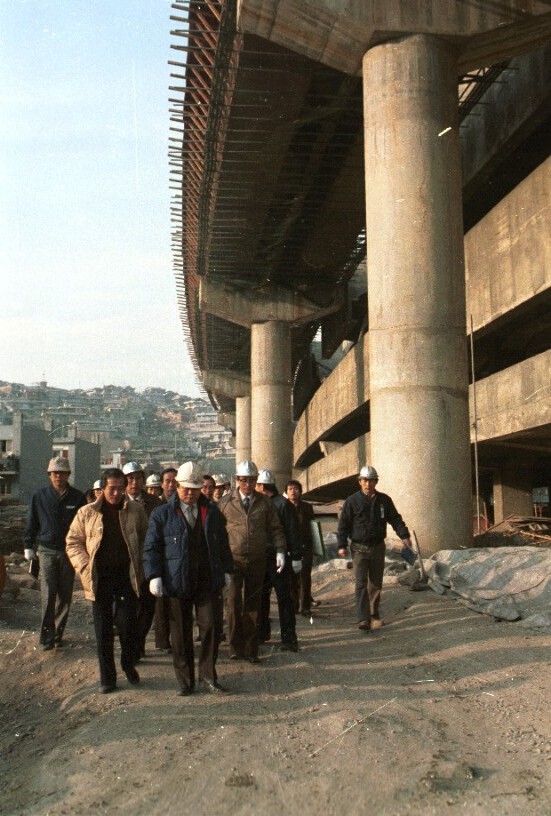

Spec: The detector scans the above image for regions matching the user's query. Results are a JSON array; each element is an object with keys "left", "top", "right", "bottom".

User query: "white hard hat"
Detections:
[
  {"left": 359, "top": 465, "right": 379, "bottom": 480},
  {"left": 175, "top": 461, "right": 203, "bottom": 488},
  {"left": 212, "top": 474, "right": 226, "bottom": 487},
  {"left": 235, "top": 460, "right": 258, "bottom": 478},
  {"left": 256, "top": 468, "right": 276, "bottom": 485},
  {"left": 122, "top": 461, "right": 144, "bottom": 476},
  {"left": 93, "top": 479, "right": 102, "bottom": 490},
  {"left": 48, "top": 456, "right": 71, "bottom": 473},
  {"left": 146, "top": 474, "right": 161, "bottom": 487}
]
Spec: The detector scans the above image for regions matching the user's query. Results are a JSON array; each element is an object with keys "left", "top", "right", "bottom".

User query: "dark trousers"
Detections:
[
  {"left": 352, "top": 543, "right": 386, "bottom": 622},
  {"left": 226, "top": 558, "right": 265, "bottom": 659},
  {"left": 38, "top": 547, "right": 75, "bottom": 646},
  {"left": 290, "top": 548, "right": 313, "bottom": 613},
  {"left": 135, "top": 580, "right": 156, "bottom": 656},
  {"left": 168, "top": 592, "right": 216, "bottom": 691},
  {"left": 153, "top": 596, "right": 171, "bottom": 649},
  {"left": 259, "top": 557, "right": 297, "bottom": 645},
  {"left": 92, "top": 573, "right": 138, "bottom": 686}
]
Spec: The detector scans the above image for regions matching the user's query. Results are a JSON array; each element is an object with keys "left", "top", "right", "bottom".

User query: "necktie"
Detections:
[
  {"left": 243, "top": 497, "right": 250, "bottom": 512},
  {"left": 185, "top": 505, "right": 197, "bottom": 526}
]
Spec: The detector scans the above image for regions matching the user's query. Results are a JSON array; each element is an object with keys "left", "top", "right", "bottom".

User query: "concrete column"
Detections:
[
  {"left": 363, "top": 35, "right": 472, "bottom": 555},
  {"left": 250, "top": 321, "right": 293, "bottom": 490},
  {"left": 493, "top": 461, "right": 534, "bottom": 522},
  {"left": 235, "top": 396, "right": 251, "bottom": 464}
]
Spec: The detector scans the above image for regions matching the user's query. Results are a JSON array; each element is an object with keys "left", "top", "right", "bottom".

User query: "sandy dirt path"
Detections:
[{"left": 1, "top": 564, "right": 550, "bottom": 815}]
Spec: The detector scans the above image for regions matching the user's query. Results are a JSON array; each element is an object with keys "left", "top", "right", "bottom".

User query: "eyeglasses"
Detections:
[{"left": 237, "top": 477, "right": 256, "bottom": 483}]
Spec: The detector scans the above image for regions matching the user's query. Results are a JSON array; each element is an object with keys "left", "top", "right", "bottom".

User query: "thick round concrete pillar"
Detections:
[
  {"left": 363, "top": 35, "right": 472, "bottom": 555},
  {"left": 235, "top": 395, "right": 251, "bottom": 465},
  {"left": 250, "top": 321, "right": 293, "bottom": 490}
]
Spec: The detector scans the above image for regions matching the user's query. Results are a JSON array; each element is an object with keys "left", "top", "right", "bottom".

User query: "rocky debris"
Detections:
[{"left": 473, "top": 515, "right": 551, "bottom": 549}]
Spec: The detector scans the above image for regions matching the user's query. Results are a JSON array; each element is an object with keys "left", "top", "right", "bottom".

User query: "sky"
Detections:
[{"left": 0, "top": 0, "right": 201, "bottom": 397}]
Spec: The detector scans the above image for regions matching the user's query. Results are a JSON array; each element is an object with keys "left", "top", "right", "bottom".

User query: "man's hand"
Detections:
[
  {"left": 291, "top": 560, "right": 302, "bottom": 574},
  {"left": 276, "top": 552, "right": 286, "bottom": 573},
  {"left": 24, "top": 549, "right": 35, "bottom": 562},
  {"left": 402, "top": 538, "right": 413, "bottom": 549},
  {"left": 337, "top": 547, "right": 348, "bottom": 558},
  {"left": 149, "top": 578, "right": 164, "bottom": 597},
  {"left": 223, "top": 573, "right": 232, "bottom": 591}
]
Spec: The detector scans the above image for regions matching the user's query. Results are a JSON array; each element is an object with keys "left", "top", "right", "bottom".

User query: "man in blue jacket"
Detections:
[
  {"left": 143, "top": 461, "right": 233, "bottom": 696},
  {"left": 337, "top": 465, "right": 412, "bottom": 632},
  {"left": 23, "top": 456, "right": 86, "bottom": 649}
]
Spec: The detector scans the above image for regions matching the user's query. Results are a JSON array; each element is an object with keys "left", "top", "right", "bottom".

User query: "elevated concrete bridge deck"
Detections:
[{"left": 171, "top": 0, "right": 551, "bottom": 553}]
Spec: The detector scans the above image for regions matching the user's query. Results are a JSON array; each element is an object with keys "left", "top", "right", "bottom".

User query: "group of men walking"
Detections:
[{"left": 24, "top": 455, "right": 413, "bottom": 696}]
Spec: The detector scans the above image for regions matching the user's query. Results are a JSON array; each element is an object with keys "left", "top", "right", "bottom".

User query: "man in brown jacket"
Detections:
[
  {"left": 218, "top": 460, "right": 285, "bottom": 663},
  {"left": 66, "top": 468, "right": 148, "bottom": 694}
]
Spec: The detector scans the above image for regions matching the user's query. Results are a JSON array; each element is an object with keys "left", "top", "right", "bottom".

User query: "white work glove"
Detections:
[
  {"left": 149, "top": 577, "right": 164, "bottom": 597},
  {"left": 24, "top": 549, "right": 35, "bottom": 561},
  {"left": 276, "top": 552, "right": 286, "bottom": 573},
  {"left": 224, "top": 573, "right": 232, "bottom": 591},
  {"left": 291, "top": 560, "right": 302, "bottom": 574}
]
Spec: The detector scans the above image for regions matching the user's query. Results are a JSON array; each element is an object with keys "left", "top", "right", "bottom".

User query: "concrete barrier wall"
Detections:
[
  {"left": 471, "top": 349, "right": 551, "bottom": 442},
  {"left": 466, "top": 156, "right": 550, "bottom": 329}
]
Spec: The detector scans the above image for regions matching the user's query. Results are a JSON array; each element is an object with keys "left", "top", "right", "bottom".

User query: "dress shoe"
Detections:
[
  {"left": 200, "top": 679, "right": 228, "bottom": 694},
  {"left": 125, "top": 668, "right": 140, "bottom": 686},
  {"left": 370, "top": 618, "right": 384, "bottom": 629},
  {"left": 100, "top": 684, "right": 117, "bottom": 694},
  {"left": 310, "top": 599, "right": 321, "bottom": 607},
  {"left": 54, "top": 640, "right": 64, "bottom": 648},
  {"left": 229, "top": 652, "right": 242, "bottom": 661},
  {"left": 177, "top": 687, "right": 194, "bottom": 696},
  {"left": 42, "top": 642, "right": 55, "bottom": 651},
  {"left": 279, "top": 641, "right": 299, "bottom": 653},
  {"left": 300, "top": 609, "right": 312, "bottom": 617},
  {"left": 358, "top": 620, "right": 371, "bottom": 631},
  {"left": 247, "top": 656, "right": 260, "bottom": 664}
]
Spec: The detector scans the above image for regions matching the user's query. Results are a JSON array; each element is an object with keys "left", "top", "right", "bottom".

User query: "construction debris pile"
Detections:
[{"left": 472, "top": 515, "right": 551, "bottom": 549}]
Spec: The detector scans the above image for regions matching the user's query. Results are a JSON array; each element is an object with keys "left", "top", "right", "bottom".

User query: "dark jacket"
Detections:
[
  {"left": 218, "top": 490, "right": 285, "bottom": 564},
  {"left": 272, "top": 493, "right": 302, "bottom": 560},
  {"left": 24, "top": 484, "right": 86, "bottom": 552},
  {"left": 143, "top": 494, "right": 233, "bottom": 597},
  {"left": 337, "top": 490, "right": 409, "bottom": 549}
]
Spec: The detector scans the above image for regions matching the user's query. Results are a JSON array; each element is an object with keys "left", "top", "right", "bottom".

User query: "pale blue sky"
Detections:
[{"left": 0, "top": 0, "right": 201, "bottom": 396}]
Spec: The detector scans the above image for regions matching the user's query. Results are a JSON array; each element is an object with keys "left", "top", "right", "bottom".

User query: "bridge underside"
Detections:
[{"left": 171, "top": 1, "right": 551, "bottom": 553}]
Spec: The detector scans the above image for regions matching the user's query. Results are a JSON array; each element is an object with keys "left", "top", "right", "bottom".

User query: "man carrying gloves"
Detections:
[{"left": 143, "top": 461, "right": 233, "bottom": 696}]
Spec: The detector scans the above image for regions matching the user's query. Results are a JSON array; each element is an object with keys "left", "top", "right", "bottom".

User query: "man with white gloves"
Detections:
[
  {"left": 256, "top": 469, "right": 302, "bottom": 653},
  {"left": 143, "top": 462, "right": 234, "bottom": 696},
  {"left": 218, "top": 461, "right": 286, "bottom": 664}
]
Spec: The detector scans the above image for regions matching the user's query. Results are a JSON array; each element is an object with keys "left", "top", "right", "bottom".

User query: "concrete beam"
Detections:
[
  {"left": 472, "top": 349, "right": 551, "bottom": 444},
  {"left": 238, "top": 0, "right": 551, "bottom": 76},
  {"left": 458, "top": 12, "right": 551, "bottom": 72},
  {"left": 466, "top": 157, "right": 551, "bottom": 331},
  {"left": 199, "top": 279, "right": 343, "bottom": 328},
  {"left": 201, "top": 369, "right": 251, "bottom": 399}
]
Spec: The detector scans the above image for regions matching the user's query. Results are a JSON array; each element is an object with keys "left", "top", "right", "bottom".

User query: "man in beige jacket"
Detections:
[
  {"left": 218, "top": 460, "right": 285, "bottom": 663},
  {"left": 66, "top": 467, "right": 148, "bottom": 694}
]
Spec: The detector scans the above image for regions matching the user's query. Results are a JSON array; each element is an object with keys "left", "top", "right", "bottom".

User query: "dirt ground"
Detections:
[{"left": 1, "top": 555, "right": 551, "bottom": 816}]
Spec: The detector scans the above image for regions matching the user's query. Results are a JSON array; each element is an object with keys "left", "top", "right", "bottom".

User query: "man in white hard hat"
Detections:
[
  {"left": 23, "top": 457, "right": 86, "bottom": 649},
  {"left": 212, "top": 475, "right": 226, "bottom": 503},
  {"left": 143, "top": 462, "right": 234, "bottom": 695},
  {"left": 256, "top": 469, "right": 302, "bottom": 652},
  {"left": 122, "top": 461, "right": 162, "bottom": 661},
  {"left": 93, "top": 479, "right": 103, "bottom": 500},
  {"left": 337, "top": 466, "right": 412, "bottom": 631},
  {"left": 66, "top": 468, "right": 148, "bottom": 693},
  {"left": 218, "top": 460, "right": 286, "bottom": 663},
  {"left": 145, "top": 473, "right": 163, "bottom": 498}
]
